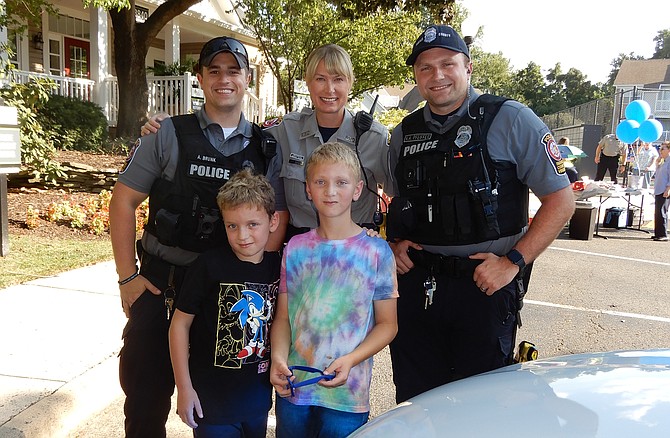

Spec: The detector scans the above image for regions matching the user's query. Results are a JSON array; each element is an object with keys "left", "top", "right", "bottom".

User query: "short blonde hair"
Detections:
[
  {"left": 305, "top": 44, "right": 354, "bottom": 84},
  {"left": 216, "top": 169, "right": 275, "bottom": 217},
  {"left": 306, "top": 142, "right": 362, "bottom": 181}
]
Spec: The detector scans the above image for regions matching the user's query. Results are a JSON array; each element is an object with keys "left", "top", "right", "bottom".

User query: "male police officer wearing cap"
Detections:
[
  {"left": 110, "top": 36, "right": 287, "bottom": 437},
  {"left": 386, "top": 25, "right": 575, "bottom": 403}
]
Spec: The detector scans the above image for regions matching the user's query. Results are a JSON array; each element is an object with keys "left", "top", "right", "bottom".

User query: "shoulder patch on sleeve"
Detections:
[
  {"left": 262, "top": 117, "right": 283, "bottom": 129},
  {"left": 120, "top": 138, "right": 141, "bottom": 174},
  {"left": 542, "top": 133, "right": 566, "bottom": 175}
]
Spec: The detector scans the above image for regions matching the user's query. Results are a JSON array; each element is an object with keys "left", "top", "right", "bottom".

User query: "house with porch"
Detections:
[
  {"left": 0, "top": 0, "right": 280, "bottom": 127},
  {"left": 613, "top": 58, "right": 670, "bottom": 142}
]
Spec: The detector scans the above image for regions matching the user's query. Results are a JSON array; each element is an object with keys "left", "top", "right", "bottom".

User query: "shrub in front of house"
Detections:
[{"left": 37, "top": 95, "right": 109, "bottom": 152}]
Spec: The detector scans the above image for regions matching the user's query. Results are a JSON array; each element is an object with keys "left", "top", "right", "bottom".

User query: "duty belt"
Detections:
[
  {"left": 408, "top": 248, "right": 482, "bottom": 278},
  {"left": 137, "top": 241, "right": 188, "bottom": 320}
]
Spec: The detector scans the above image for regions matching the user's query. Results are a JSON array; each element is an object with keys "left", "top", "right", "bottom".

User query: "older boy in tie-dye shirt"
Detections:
[{"left": 270, "top": 142, "right": 398, "bottom": 438}]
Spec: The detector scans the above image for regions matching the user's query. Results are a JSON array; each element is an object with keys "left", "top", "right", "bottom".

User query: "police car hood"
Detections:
[{"left": 351, "top": 349, "right": 670, "bottom": 437}]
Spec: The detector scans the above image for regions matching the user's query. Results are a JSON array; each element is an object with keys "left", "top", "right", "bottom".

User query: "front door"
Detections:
[{"left": 63, "top": 37, "right": 90, "bottom": 79}]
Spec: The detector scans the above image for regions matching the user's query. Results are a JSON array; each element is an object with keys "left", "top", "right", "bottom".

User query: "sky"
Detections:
[{"left": 459, "top": 0, "right": 670, "bottom": 84}]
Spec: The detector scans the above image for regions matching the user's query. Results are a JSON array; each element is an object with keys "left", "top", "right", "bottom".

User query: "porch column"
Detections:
[
  {"left": 90, "top": 7, "right": 110, "bottom": 120},
  {"left": 0, "top": 0, "right": 7, "bottom": 67},
  {"left": 165, "top": 18, "right": 181, "bottom": 65}
]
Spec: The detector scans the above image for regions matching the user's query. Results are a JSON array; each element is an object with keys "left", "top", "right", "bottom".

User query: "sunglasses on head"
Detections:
[{"left": 202, "top": 37, "right": 247, "bottom": 59}]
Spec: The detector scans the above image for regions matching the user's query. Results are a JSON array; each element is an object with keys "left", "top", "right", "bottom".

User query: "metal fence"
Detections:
[
  {"left": 542, "top": 97, "right": 614, "bottom": 135},
  {"left": 543, "top": 87, "right": 670, "bottom": 142}
]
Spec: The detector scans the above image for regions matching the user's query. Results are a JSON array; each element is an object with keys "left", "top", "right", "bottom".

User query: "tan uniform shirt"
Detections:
[
  {"left": 266, "top": 107, "right": 393, "bottom": 229},
  {"left": 598, "top": 134, "right": 624, "bottom": 157}
]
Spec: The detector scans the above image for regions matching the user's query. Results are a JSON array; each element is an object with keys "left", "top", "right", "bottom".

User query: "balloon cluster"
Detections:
[{"left": 615, "top": 99, "right": 663, "bottom": 144}]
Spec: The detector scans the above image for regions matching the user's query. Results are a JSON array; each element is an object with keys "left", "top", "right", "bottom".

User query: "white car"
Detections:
[{"left": 351, "top": 349, "right": 670, "bottom": 437}]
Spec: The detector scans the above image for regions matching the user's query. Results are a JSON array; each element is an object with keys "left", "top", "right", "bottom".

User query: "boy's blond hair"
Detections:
[
  {"left": 305, "top": 44, "right": 354, "bottom": 85},
  {"left": 216, "top": 169, "right": 275, "bottom": 217},
  {"left": 306, "top": 142, "right": 362, "bottom": 181}
]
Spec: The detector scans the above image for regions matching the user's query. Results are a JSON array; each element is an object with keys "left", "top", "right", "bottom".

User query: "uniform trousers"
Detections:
[
  {"left": 389, "top": 263, "right": 517, "bottom": 403},
  {"left": 119, "top": 255, "right": 187, "bottom": 438},
  {"left": 654, "top": 194, "right": 670, "bottom": 238},
  {"left": 595, "top": 154, "right": 620, "bottom": 184}
]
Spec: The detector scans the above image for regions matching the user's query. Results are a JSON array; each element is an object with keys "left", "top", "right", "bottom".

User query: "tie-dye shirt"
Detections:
[{"left": 280, "top": 229, "right": 398, "bottom": 413}]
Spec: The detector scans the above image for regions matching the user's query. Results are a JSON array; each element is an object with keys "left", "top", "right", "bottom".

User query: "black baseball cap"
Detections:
[
  {"left": 199, "top": 36, "right": 249, "bottom": 69},
  {"left": 406, "top": 25, "right": 470, "bottom": 66}
]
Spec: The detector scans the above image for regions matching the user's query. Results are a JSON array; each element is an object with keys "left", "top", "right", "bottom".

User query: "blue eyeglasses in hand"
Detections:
[{"left": 286, "top": 365, "right": 335, "bottom": 397}]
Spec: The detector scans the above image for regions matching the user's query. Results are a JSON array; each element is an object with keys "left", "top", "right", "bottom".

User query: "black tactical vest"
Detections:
[
  {"left": 387, "top": 95, "right": 528, "bottom": 246},
  {"left": 145, "top": 114, "right": 275, "bottom": 253}
]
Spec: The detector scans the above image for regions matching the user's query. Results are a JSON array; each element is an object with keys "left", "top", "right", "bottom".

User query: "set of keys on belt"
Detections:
[{"left": 424, "top": 275, "right": 436, "bottom": 309}]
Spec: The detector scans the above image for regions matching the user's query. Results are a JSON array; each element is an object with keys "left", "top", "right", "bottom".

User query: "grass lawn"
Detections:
[{"left": 0, "top": 235, "right": 112, "bottom": 289}]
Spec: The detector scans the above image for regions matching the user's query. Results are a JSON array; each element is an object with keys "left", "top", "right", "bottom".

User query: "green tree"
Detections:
[
  {"left": 1, "top": 0, "right": 56, "bottom": 30},
  {"left": 339, "top": 12, "right": 419, "bottom": 98},
  {"left": 510, "top": 62, "right": 550, "bottom": 114},
  {"left": 237, "top": 0, "right": 419, "bottom": 111},
  {"left": 331, "top": 0, "right": 455, "bottom": 22},
  {"left": 469, "top": 48, "right": 514, "bottom": 97},
  {"left": 541, "top": 63, "right": 566, "bottom": 115},
  {"left": 561, "top": 67, "right": 606, "bottom": 107},
  {"left": 86, "top": 0, "right": 202, "bottom": 138},
  {"left": 652, "top": 29, "right": 670, "bottom": 59}
]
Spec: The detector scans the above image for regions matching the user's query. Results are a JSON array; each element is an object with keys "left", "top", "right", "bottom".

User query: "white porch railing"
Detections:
[
  {"left": 104, "top": 74, "right": 262, "bottom": 127},
  {"left": 5, "top": 70, "right": 263, "bottom": 128},
  {"left": 8, "top": 70, "right": 94, "bottom": 101}
]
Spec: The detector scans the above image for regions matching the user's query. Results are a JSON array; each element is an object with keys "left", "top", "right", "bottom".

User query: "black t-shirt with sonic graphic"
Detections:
[{"left": 176, "top": 244, "right": 280, "bottom": 425}]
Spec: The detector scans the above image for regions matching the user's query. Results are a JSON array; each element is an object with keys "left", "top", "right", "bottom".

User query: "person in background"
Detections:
[
  {"left": 630, "top": 141, "right": 659, "bottom": 190},
  {"left": 594, "top": 133, "right": 625, "bottom": 184},
  {"left": 270, "top": 142, "right": 398, "bottom": 437},
  {"left": 652, "top": 141, "right": 670, "bottom": 241},
  {"left": 558, "top": 136, "right": 579, "bottom": 183},
  {"left": 386, "top": 24, "right": 575, "bottom": 403},
  {"left": 169, "top": 170, "right": 281, "bottom": 437},
  {"left": 110, "top": 36, "right": 286, "bottom": 437}
]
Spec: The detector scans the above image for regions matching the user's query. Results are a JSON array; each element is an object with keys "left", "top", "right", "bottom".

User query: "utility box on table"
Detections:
[{"left": 569, "top": 201, "right": 596, "bottom": 240}]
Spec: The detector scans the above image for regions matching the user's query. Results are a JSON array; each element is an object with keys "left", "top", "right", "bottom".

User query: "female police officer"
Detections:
[
  {"left": 263, "top": 44, "right": 392, "bottom": 237},
  {"left": 143, "top": 44, "right": 393, "bottom": 239}
]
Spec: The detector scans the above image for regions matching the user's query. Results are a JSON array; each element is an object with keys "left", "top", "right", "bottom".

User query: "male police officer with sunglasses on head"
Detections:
[
  {"left": 386, "top": 25, "right": 575, "bottom": 403},
  {"left": 110, "top": 36, "right": 287, "bottom": 437}
]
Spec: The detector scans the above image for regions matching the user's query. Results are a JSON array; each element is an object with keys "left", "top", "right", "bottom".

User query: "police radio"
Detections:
[{"left": 353, "top": 95, "right": 386, "bottom": 227}]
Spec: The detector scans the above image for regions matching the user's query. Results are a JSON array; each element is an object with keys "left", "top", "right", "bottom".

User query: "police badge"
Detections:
[
  {"left": 424, "top": 27, "right": 437, "bottom": 43},
  {"left": 454, "top": 125, "right": 472, "bottom": 148}
]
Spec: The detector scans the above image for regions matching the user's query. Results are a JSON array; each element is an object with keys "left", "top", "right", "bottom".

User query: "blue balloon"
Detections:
[
  {"left": 625, "top": 100, "right": 651, "bottom": 123},
  {"left": 638, "top": 119, "right": 663, "bottom": 143},
  {"left": 616, "top": 119, "right": 639, "bottom": 144}
]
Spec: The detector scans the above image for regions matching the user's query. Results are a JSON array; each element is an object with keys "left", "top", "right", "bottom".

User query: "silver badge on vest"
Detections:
[{"left": 454, "top": 125, "right": 472, "bottom": 148}]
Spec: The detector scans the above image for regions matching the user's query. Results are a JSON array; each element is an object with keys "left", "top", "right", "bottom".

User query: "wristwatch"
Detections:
[{"left": 505, "top": 249, "right": 526, "bottom": 271}]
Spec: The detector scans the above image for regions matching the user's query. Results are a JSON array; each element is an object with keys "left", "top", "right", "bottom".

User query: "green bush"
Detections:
[
  {"left": 0, "top": 77, "right": 65, "bottom": 182},
  {"left": 36, "top": 95, "right": 109, "bottom": 152}
]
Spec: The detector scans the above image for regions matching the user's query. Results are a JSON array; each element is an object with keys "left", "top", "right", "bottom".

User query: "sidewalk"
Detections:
[
  {"left": 0, "top": 261, "right": 127, "bottom": 437},
  {"left": 0, "top": 261, "right": 260, "bottom": 438}
]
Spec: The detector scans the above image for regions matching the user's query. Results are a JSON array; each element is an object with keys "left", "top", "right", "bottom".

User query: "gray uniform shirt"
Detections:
[
  {"left": 389, "top": 87, "right": 570, "bottom": 257},
  {"left": 266, "top": 107, "right": 393, "bottom": 229},
  {"left": 119, "top": 107, "right": 285, "bottom": 266}
]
